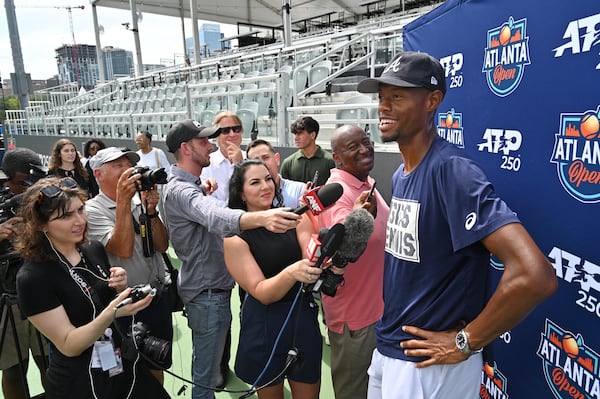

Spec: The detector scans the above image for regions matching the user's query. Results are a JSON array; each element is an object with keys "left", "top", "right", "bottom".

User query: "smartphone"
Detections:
[
  {"left": 311, "top": 170, "right": 319, "bottom": 188},
  {"left": 367, "top": 181, "right": 377, "bottom": 202}
]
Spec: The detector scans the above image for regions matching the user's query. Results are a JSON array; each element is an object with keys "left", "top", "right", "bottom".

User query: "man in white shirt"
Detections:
[{"left": 200, "top": 112, "right": 245, "bottom": 203}]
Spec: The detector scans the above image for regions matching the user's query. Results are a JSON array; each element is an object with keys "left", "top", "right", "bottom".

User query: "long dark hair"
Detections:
[
  {"left": 228, "top": 159, "right": 278, "bottom": 211},
  {"left": 48, "top": 139, "right": 89, "bottom": 182},
  {"left": 15, "top": 177, "right": 88, "bottom": 262}
]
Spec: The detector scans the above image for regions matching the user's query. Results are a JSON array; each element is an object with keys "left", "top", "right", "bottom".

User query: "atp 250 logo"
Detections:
[
  {"left": 439, "top": 53, "right": 464, "bottom": 90},
  {"left": 550, "top": 106, "right": 600, "bottom": 203},
  {"left": 478, "top": 128, "right": 522, "bottom": 172},
  {"left": 553, "top": 13, "right": 600, "bottom": 70},
  {"left": 537, "top": 320, "right": 600, "bottom": 399},
  {"left": 482, "top": 16, "right": 531, "bottom": 97},
  {"left": 548, "top": 246, "right": 600, "bottom": 320},
  {"left": 437, "top": 108, "right": 464, "bottom": 148}
]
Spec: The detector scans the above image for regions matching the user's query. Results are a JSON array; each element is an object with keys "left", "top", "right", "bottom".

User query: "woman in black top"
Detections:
[
  {"left": 15, "top": 177, "right": 169, "bottom": 399},
  {"left": 47, "top": 139, "right": 90, "bottom": 195},
  {"left": 224, "top": 159, "right": 322, "bottom": 399},
  {"left": 82, "top": 139, "right": 106, "bottom": 197}
]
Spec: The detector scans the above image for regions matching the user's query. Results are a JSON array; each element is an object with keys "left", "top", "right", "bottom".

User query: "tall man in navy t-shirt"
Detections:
[{"left": 357, "top": 52, "right": 557, "bottom": 398}]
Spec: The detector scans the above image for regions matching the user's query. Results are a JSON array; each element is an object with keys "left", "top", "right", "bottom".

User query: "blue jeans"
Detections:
[{"left": 186, "top": 290, "right": 232, "bottom": 399}]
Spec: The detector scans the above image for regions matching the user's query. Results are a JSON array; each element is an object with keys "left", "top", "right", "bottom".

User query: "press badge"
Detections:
[{"left": 91, "top": 328, "right": 124, "bottom": 376}]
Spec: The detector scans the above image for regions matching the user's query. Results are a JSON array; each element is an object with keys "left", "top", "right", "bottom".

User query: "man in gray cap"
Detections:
[
  {"left": 357, "top": 52, "right": 557, "bottom": 398},
  {"left": 163, "top": 119, "right": 301, "bottom": 399},
  {"left": 85, "top": 147, "right": 172, "bottom": 384}
]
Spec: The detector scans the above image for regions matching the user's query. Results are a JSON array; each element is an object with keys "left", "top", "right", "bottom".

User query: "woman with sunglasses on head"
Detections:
[
  {"left": 15, "top": 177, "right": 170, "bottom": 399},
  {"left": 224, "top": 159, "right": 322, "bottom": 399},
  {"left": 82, "top": 139, "right": 106, "bottom": 198},
  {"left": 48, "top": 138, "right": 91, "bottom": 197}
]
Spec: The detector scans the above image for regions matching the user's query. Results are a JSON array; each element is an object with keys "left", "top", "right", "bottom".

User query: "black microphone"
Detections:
[
  {"left": 332, "top": 209, "right": 375, "bottom": 266},
  {"left": 310, "top": 223, "right": 345, "bottom": 293},
  {"left": 313, "top": 223, "right": 345, "bottom": 269},
  {"left": 293, "top": 183, "right": 343, "bottom": 215}
]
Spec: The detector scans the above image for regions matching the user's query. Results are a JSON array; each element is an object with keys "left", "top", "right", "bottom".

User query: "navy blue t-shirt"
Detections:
[{"left": 377, "top": 135, "right": 519, "bottom": 361}]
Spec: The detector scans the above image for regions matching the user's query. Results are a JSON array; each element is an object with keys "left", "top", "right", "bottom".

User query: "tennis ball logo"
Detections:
[
  {"left": 580, "top": 112, "right": 600, "bottom": 139},
  {"left": 562, "top": 334, "right": 579, "bottom": 358},
  {"left": 484, "top": 362, "right": 495, "bottom": 378},
  {"left": 445, "top": 112, "right": 454, "bottom": 128},
  {"left": 499, "top": 25, "right": 512, "bottom": 46}
]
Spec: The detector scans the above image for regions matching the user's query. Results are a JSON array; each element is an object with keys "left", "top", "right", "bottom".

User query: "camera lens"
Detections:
[{"left": 142, "top": 336, "right": 171, "bottom": 363}]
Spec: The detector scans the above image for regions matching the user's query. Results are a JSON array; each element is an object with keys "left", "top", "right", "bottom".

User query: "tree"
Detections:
[{"left": 0, "top": 95, "right": 20, "bottom": 122}]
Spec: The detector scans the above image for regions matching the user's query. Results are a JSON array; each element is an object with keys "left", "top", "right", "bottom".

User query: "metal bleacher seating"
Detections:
[
  {"left": 336, "top": 94, "right": 372, "bottom": 128},
  {"left": 309, "top": 60, "right": 333, "bottom": 93},
  {"left": 237, "top": 101, "right": 259, "bottom": 138}
]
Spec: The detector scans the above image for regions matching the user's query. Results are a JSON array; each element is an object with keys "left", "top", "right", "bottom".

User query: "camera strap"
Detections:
[{"left": 65, "top": 244, "right": 111, "bottom": 316}]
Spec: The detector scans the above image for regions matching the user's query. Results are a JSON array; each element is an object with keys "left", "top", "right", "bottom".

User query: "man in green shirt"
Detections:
[{"left": 280, "top": 116, "right": 335, "bottom": 187}]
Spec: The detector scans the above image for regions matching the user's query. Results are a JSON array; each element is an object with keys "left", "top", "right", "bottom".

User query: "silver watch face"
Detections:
[{"left": 456, "top": 330, "right": 468, "bottom": 352}]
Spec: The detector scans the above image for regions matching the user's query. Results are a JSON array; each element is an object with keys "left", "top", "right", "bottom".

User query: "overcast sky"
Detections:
[{"left": 0, "top": 0, "right": 237, "bottom": 81}]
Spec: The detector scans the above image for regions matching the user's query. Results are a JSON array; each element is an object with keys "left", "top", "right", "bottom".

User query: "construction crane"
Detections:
[
  {"left": 17, "top": 4, "right": 85, "bottom": 87},
  {"left": 61, "top": 5, "right": 86, "bottom": 88}
]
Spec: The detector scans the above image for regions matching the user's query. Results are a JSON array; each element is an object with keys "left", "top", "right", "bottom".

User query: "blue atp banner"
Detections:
[{"left": 403, "top": 0, "right": 600, "bottom": 397}]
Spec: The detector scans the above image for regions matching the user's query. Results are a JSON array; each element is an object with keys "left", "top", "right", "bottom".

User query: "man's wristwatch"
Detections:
[{"left": 455, "top": 329, "right": 483, "bottom": 356}]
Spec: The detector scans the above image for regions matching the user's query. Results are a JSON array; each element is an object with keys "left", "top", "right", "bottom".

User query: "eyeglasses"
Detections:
[
  {"left": 37, "top": 177, "right": 79, "bottom": 205},
  {"left": 219, "top": 125, "right": 243, "bottom": 134}
]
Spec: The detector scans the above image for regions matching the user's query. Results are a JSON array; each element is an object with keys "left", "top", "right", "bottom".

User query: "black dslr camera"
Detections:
[
  {"left": 131, "top": 166, "right": 168, "bottom": 191},
  {"left": 121, "top": 321, "right": 171, "bottom": 364}
]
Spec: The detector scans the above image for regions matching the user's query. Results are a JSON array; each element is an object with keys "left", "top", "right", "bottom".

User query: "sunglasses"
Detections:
[
  {"left": 37, "top": 177, "right": 79, "bottom": 205},
  {"left": 89, "top": 146, "right": 101, "bottom": 151},
  {"left": 219, "top": 125, "right": 243, "bottom": 134}
]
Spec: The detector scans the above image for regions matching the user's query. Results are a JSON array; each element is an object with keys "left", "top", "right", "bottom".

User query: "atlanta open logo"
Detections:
[
  {"left": 482, "top": 16, "right": 531, "bottom": 97},
  {"left": 437, "top": 108, "right": 464, "bottom": 148},
  {"left": 550, "top": 106, "right": 600, "bottom": 203},
  {"left": 537, "top": 319, "right": 600, "bottom": 399},
  {"left": 480, "top": 361, "right": 509, "bottom": 399}
]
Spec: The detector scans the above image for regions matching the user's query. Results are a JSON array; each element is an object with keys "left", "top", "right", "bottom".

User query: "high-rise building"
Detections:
[
  {"left": 103, "top": 46, "right": 134, "bottom": 79},
  {"left": 55, "top": 44, "right": 99, "bottom": 90},
  {"left": 186, "top": 23, "right": 225, "bottom": 62}
]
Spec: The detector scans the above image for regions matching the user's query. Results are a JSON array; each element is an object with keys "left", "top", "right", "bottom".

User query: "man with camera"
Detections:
[
  {"left": 85, "top": 147, "right": 172, "bottom": 384},
  {"left": 317, "top": 125, "right": 389, "bottom": 399},
  {"left": 0, "top": 148, "right": 48, "bottom": 399}
]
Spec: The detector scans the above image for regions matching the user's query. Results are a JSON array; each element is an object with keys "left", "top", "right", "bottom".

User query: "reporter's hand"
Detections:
[
  {"left": 0, "top": 217, "right": 22, "bottom": 241},
  {"left": 108, "top": 267, "right": 127, "bottom": 292},
  {"left": 259, "top": 208, "right": 301, "bottom": 233},
  {"left": 290, "top": 259, "right": 321, "bottom": 284},
  {"left": 109, "top": 287, "right": 153, "bottom": 317}
]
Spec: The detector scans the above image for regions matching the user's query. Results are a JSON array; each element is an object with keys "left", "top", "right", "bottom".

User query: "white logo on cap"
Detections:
[
  {"left": 192, "top": 120, "right": 202, "bottom": 128},
  {"left": 384, "top": 56, "right": 404, "bottom": 74},
  {"left": 431, "top": 76, "right": 438, "bottom": 86}
]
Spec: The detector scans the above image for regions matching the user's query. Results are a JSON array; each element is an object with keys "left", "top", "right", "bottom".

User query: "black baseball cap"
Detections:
[
  {"left": 357, "top": 51, "right": 446, "bottom": 94},
  {"left": 166, "top": 119, "right": 221, "bottom": 153}
]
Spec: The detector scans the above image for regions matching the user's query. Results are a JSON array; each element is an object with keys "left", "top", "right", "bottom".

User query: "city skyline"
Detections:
[{"left": 0, "top": 0, "right": 236, "bottom": 82}]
